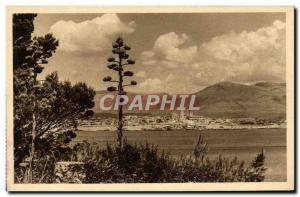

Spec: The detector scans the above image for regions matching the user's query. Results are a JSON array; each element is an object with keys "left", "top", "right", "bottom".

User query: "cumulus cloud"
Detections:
[
  {"left": 201, "top": 20, "right": 285, "bottom": 63},
  {"left": 139, "top": 20, "right": 286, "bottom": 93},
  {"left": 197, "top": 19, "right": 286, "bottom": 83},
  {"left": 50, "top": 14, "right": 135, "bottom": 55},
  {"left": 152, "top": 32, "right": 197, "bottom": 63}
]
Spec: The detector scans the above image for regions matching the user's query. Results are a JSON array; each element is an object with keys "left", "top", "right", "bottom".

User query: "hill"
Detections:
[
  {"left": 92, "top": 81, "right": 286, "bottom": 119},
  {"left": 193, "top": 81, "right": 286, "bottom": 119}
]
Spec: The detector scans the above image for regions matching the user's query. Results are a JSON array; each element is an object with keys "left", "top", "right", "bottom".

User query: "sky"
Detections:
[{"left": 34, "top": 12, "right": 286, "bottom": 94}]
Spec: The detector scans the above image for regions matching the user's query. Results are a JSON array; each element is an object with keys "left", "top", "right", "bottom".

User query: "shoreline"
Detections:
[{"left": 76, "top": 126, "right": 286, "bottom": 132}]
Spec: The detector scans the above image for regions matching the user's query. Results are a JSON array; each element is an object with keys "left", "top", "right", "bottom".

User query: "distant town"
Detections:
[{"left": 78, "top": 111, "right": 286, "bottom": 131}]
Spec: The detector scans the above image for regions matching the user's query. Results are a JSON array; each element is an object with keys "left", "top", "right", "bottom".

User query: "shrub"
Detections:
[{"left": 69, "top": 136, "right": 267, "bottom": 183}]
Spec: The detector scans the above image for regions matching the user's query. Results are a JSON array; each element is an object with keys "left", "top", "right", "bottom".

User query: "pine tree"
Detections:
[
  {"left": 13, "top": 14, "right": 59, "bottom": 182},
  {"left": 13, "top": 14, "right": 96, "bottom": 183}
]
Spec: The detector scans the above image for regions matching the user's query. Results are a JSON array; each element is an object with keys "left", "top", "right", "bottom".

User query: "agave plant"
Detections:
[{"left": 102, "top": 37, "right": 138, "bottom": 149}]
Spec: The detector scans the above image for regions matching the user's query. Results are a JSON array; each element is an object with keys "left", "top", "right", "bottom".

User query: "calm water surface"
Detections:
[{"left": 73, "top": 128, "right": 286, "bottom": 182}]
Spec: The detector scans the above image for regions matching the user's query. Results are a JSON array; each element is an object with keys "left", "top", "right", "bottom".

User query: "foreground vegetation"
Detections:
[
  {"left": 66, "top": 136, "right": 266, "bottom": 183},
  {"left": 15, "top": 135, "right": 267, "bottom": 183}
]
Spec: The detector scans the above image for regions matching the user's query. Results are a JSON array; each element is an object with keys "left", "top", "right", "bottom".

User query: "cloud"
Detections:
[
  {"left": 50, "top": 14, "right": 135, "bottom": 55},
  {"left": 136, "top": 78, "right": 163, "bottom": 93},
  {"left": 201, "top": 20, "right": 285, "bottom": 63},
  {"left": 142, "top": 60, "right": 157, "bottom": 66},
  {"left": 152, "top": 32, "right": 197, "bottom": 63},
  {"left": 141, "top": 51, "right": 155, "bottom": 59},
  {"left": 139, "top": 20, "right": 286, "bottom": 93},
  {"left": 140, "top": 32, "right": 197, "bottom": 68},
  {"left": 197, "top": 19, "right": 286, "bottom": 83},
  {"left": 136, "top": 71, "right": 146, "bottom": 78}
]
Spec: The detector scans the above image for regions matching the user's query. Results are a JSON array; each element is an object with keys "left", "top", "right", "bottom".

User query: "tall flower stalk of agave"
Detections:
[{"left": 103, "top": 37, "right": 137, "bottom": 149}]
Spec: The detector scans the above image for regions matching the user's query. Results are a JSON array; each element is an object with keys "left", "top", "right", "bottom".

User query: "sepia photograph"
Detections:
[{"left": 6, "top": 6, "right": 294, "bottom": 191}]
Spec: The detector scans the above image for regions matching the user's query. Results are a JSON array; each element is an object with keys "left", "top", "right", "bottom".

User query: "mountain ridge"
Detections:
[
  {"left": 193, "top": 81, "right": 286, "bottom": 118},
  {"left": 93, "top": 81, "right": 286, "bottom": 119}
]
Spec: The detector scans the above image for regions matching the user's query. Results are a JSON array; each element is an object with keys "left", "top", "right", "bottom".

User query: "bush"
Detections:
[{"left": 69, "top": 137, "right": 267, "bottom": 183}]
